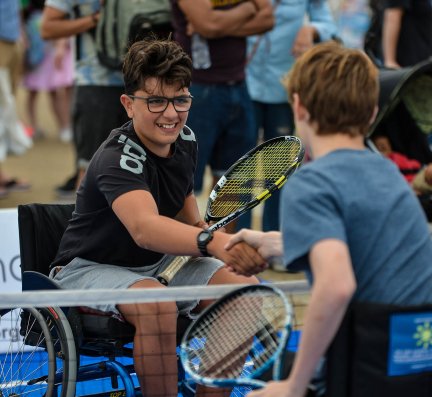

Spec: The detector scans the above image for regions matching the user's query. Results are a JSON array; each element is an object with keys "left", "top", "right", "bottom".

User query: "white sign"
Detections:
[
  {"left": 0, "top": 208, "right": 21, "bottom": 292},
  {"left": 0, "top": 208, "right": 22, "bottom": 353}
]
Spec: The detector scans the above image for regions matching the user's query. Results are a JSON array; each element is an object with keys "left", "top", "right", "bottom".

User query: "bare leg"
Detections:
[
  {"left": 47, "top": 87, "right": 72, "bottom": 142},
  {"left": 195, "top": 269, "right": 259, "bottom": 397},
  {"left": 26, "top": 89, "right": 38, "bottom": 134},
  {"left": 117, "top": 279, "right": 178, "bottom": 397},
  {"left": 48, "top": 87, "right": 72, "bottom": 131},
  {"left": 58, "top": 86, "right": 73, "bottom": 130}
]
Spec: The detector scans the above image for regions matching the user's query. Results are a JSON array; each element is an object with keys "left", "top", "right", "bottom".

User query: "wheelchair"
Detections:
[
  {"left": 0, "top": 203, "right": 195, "bottom": 397},
  {"left": 325, "top": 300, "right": 432, "bottom": 397}
]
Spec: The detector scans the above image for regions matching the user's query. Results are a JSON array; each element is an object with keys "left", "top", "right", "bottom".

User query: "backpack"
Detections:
[{"left": 95, "top": 0, "right": 173, "bottom": 70}]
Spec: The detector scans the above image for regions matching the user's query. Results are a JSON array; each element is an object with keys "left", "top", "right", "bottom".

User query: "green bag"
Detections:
[{"left": 95, "top": 0, "right": 172, "bottom": 70}]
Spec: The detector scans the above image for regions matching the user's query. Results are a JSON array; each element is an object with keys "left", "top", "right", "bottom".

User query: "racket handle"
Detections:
[
  {"left": 157, "top": 223, "right": 220, "bottom": 285},
  {"left": 157, "top": 256, "right": 190, "bottom": 285}
]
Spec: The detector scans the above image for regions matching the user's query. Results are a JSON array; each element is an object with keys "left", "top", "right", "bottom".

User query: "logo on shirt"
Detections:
[{"left": 118, "top": 135, "right": 147, "bottom": 174}]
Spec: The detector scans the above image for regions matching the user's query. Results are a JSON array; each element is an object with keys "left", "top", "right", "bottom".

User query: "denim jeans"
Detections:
[{"left": 187, "top": 81, "right": 257, "bottom": 193}]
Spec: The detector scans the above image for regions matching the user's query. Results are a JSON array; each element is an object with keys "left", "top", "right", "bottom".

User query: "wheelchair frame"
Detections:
[{"left": 0, "top": 203, "right": 196, "bottom": 397}]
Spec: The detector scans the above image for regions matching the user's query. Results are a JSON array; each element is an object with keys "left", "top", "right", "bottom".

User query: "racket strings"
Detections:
[
  {"left": 184, "top": 292, "right": 289, "bottom": 380},
  {"left": 208, "top": 139, "right": 303, "bottom": 218},
  {"left": 201, "top": 306, "right": 281, "bottom": 377}
]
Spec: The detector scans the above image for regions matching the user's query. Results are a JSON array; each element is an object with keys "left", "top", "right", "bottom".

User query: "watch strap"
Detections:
[{"left": 197, "top": 230, "right": 213, "bottom": 257}]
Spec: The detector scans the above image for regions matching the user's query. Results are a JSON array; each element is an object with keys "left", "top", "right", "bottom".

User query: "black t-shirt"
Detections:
[
  {"left": 385, "top": 0, "right": 432, "bottom": 66},
  {"left": 52, "top": 121, "right": 198, "bottom": 268}
]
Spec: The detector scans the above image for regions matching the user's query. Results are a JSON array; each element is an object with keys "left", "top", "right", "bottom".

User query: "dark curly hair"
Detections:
[{"left": 123, "top": 37, "right": 192, "bottom": 95}]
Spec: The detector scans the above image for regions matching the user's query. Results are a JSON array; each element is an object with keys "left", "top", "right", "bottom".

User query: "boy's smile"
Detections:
[{"left": 121, "top": 78, "right": 191, "bottom": 157}]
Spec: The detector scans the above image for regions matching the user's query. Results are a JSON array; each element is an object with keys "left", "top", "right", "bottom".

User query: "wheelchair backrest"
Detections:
[
  {"left": 18, "top": 203, "right": 74, "bottom": 277},
  {"left": 326, "top": 301, "right": 432, "bottom": 397}
]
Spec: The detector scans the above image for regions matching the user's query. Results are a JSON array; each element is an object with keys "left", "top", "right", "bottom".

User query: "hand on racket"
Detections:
[
  {"left": 156, "top": 136, "right": 305, "bottom": 285},
  {"left": 180, "top": 284, "right": 293, "bottom": 390}
]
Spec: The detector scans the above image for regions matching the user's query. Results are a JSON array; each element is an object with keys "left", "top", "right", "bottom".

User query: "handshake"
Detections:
[{"left": 220, "top": 229, "right": 284, "bottom": 277}]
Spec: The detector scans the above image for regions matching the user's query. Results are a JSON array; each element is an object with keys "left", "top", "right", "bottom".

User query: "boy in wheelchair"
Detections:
[
  {"left": 225, "top": 42, "right": 432, "bottom": 397},
  {"left": 49, "top": 38, "right": 264, "bottom": 397}
]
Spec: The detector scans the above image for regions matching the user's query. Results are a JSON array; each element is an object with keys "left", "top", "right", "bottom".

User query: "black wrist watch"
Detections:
[{"left": 197, "top": 230, "right": 214, "bottom": 257}]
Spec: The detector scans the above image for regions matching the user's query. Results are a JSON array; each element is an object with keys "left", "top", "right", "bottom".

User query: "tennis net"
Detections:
[{"left": 0, "top": 280, "right": 309, "bottom": 397}]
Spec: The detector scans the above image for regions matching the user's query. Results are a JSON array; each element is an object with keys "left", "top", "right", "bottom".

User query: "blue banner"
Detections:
[{"left": 388, "top": 312, "right": 432, "bottom": 376}]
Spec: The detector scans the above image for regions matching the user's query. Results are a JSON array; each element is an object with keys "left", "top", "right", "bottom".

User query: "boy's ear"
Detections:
[
  {"left": 369, "top": 105, "right": 379, "bottom": 126},
  {"left": 120, "top": 94, "right": 134, "bottom": 118},
  {"left": 293, "top": 93, "right": 310, "bottom": 122}
]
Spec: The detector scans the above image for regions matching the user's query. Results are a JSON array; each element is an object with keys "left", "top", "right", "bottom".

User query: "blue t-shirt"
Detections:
[
  {"left": 0, "top": 0, "right": 20, "bottom": 42},
  {"left": 281, "top": 149, "right": 432, "bottom": 305},
  {"left": 247, "top": 0, "right": 337, "bottom": 104}
]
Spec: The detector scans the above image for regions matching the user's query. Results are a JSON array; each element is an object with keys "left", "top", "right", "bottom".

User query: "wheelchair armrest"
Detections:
[{"left": 22, "top": 270, "right": 62, "bottom": 291}]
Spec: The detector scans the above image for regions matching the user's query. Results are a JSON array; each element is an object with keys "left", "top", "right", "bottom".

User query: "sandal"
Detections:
[{"left": 0, "top": 178, "right": 31, "bottom": 192}]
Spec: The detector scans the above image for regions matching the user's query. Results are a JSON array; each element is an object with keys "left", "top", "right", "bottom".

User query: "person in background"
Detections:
[
  {"left": 170, "top": 0, "right": 274, "bottom": 231},
  {"left": 22, "top": 0, "right": 74, "bottom": 142},
  {"left": 244, "top": 0, "right": 337, "bottom": 232},
  {"left": 0, "top": 0, "right": 32, "bottom": 199},
  {"left": 41, "top": 0, "right": 130, "bottom": 198},
  {"left": 225, "top": 42, "right": 432, "bottom": 397},
  {"left": 382, "top": 0, "right": 432, "bottom": 68},
  {"left": 372, "top": 133, "right": 432, "bottom": 195}
]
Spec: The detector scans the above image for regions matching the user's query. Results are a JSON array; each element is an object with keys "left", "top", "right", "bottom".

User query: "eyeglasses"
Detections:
[{"left": 127, "top": 94, "right": 193, "bottom": 113}]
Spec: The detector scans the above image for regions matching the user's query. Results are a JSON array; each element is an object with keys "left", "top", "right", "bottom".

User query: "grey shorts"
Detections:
[{"left": 52, "top": 255, "right": 224, "bottom": 317}]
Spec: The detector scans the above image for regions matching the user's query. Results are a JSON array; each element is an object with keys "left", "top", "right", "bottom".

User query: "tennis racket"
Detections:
[
  {"left": 180, "top": 284, "right": 293, "bottom": 389},
  {"left": 156, "top": 135, "right": 305, "bottom": 285}
]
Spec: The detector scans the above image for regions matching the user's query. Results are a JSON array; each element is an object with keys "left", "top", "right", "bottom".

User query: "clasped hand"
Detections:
[{"left": 223, "top": 229, "right": 284, "bottom": 276}]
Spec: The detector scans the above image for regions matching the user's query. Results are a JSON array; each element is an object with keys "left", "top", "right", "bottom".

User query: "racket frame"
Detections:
[
  {"left": 204, "top": 136, "right": 304, "bottom": 228},
  {"left": 157, "top": 136, "right": 304, "bottom": 285},
  {"left": 180, "top": 284, "right": 293, "bottom": 389}
]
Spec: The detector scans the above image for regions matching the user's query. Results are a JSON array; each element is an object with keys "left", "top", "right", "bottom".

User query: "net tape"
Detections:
[{"left": 0, "top": 280, "right": 309, "bottom": 309}]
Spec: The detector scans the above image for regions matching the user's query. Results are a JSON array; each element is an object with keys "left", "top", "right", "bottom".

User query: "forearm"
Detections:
[
  {"left": 287, "top": 241, "right": 356, "bottom": 394},
  {"left": 112, "top": 190, "right": 266, "bottom": 269},
  {"left": 41, "top": 7, "right": 97, "bottom": 39},
  {"left": 133, "top": 214, "right": 257, "bottom": 268},
  {"left": 231, "top": 0, "right": 274, "bottom": 37},
  {"left": 382, "top": 8, "right": 403, "bottom": 66},
  {"left": 132, "top": 213, "right": 215, "bottom": 256},
  {"left": 178, "top": 0, "right": 256, "bottom": 39},
  {"left": 287, "top": 281, "right": 352, "bottom": 394}
]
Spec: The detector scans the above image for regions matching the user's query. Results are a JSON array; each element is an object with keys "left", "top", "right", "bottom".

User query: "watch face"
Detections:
[{"left": 198, "top": 231, "right": 210, "bottom": 242}]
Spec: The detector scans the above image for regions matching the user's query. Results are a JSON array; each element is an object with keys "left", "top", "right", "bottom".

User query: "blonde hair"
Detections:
[{"left": 283, "top": 42, "right": 379, "bottom": 137}]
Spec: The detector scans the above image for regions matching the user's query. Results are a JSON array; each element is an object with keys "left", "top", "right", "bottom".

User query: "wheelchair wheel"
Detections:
[
  {"left": 40, "top": 307, "right": 77, "bottom": 397},
  {"left": 0, "top": 306, "right": 76, "bottom": 397}
]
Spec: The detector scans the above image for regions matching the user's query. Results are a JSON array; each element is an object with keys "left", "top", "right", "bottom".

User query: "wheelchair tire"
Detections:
[
  {"left": 39, "top": 307, "right": 77, "bottom": 397},
  {"left": 0, "top": 306, "right": 76, "bottom": 397}
]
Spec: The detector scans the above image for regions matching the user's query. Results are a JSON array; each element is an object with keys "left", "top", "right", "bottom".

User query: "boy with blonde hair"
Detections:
[{"left": 225, "top": 42, "right": 432, "bottom": 397}]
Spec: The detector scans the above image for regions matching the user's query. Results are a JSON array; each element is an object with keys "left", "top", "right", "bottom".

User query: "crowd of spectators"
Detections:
[{"left": 1, "top": 0, "right": 432, "bottom": 217}]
